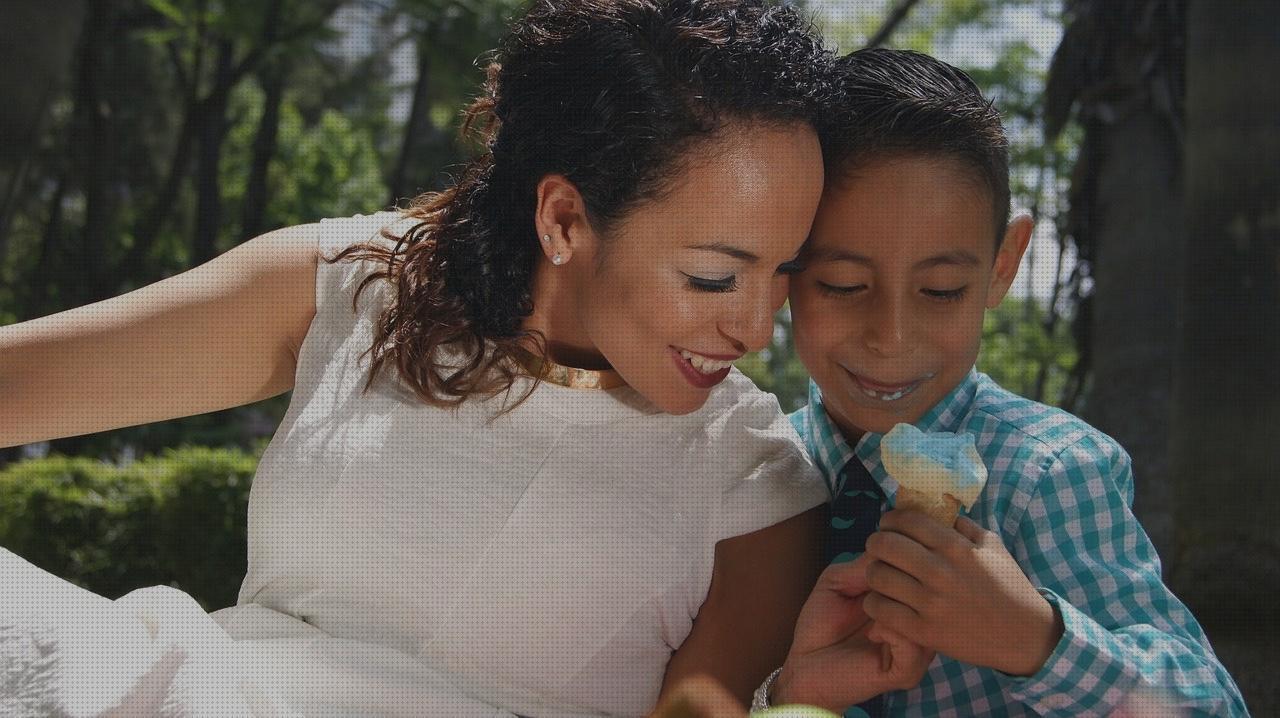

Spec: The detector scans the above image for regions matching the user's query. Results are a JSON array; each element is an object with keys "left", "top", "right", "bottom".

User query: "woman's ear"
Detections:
[
  {"left": 985, "top": 214, "right": 1034, "bottom": 309},
  {"left": 534, "top": 174, "right": 596, "bottom": 267}
]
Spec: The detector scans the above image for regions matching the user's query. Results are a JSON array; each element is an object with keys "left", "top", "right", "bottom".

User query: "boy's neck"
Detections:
[{"left": 825, "top": 410, "right": 867, "bottom": 448}]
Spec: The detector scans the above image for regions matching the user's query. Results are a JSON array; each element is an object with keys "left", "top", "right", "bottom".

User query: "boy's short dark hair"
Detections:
[{"left": 821, "top": 48, "right": 1011, "bottom": 244}]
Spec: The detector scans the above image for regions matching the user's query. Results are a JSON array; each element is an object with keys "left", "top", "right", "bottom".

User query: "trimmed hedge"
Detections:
[{"left": 0, "top": 446, "right": 257, "bottom": 610}]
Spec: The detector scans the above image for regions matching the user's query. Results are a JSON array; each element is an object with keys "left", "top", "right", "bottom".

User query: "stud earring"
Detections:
[
  {"left": 542, "top": 234, "right": 551, "bottom": 243},
  {"left": 552, "top": 253, "right": 563, "bottom": 265}
]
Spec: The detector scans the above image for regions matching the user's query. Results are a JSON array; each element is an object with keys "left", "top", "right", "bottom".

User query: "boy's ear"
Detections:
[
  {"left": 534, "top": 174, "right": 598, "bottom": 266},
  {"left": 985, "top": 214, "right": 1034, "bottom": 309}
]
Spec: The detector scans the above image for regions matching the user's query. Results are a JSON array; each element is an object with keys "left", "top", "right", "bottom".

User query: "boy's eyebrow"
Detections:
[
  {"left": 804, "top": 247, "right": 874, "bottom": 265},
  {"left": 804, "top": 247, "right": 982, "bottom": 269},
  {"left": 915, "top": 250, "right": 982, "bottom": 269},
  {"left": 686, "top": 242, "right": 759, "bottom": 263}
]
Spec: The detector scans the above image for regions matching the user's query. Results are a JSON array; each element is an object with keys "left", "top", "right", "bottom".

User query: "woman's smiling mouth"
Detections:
[{"left": 670, "top": 347, "right": 739, "bottom": 388}]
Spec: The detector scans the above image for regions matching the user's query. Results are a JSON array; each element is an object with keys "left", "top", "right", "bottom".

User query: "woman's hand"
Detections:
[
  {"left": 650, "top": 675, "right": 747, "bottom": 718},
  {"left": 862, "top": 511, "right": 1062, "bottom": 677},
  {"left": 772, "top": 555, "right": 934, "bottom": 711}
]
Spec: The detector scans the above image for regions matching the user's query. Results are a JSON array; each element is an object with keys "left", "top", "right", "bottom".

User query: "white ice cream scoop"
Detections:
[{"left": 881, "top": 423, "right": 989, "bottom": 525}]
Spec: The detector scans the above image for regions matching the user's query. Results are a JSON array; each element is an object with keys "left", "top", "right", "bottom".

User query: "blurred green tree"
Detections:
[{"left": 2, "top": 0, "right": 1078, "bottom": 467}]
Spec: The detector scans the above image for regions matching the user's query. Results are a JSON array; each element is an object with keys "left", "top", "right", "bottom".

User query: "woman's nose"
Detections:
[{"left": 722, "top": 282, "right": 781, "bottom": 353}]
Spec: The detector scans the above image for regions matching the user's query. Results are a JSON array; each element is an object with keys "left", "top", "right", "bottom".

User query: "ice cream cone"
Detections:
[
  {"left": 881, "top": 423, "right": 988, "bottom": 531},
  {"left": 894, "top": 486, "right": 963, "bottom": 527}
]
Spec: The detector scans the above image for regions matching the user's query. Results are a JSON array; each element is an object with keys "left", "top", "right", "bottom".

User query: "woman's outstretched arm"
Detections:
[{"left": 0, "top": 224, "right": 319, "bottom": 448}]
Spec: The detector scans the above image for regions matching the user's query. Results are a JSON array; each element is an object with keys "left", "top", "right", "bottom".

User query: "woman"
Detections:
[{"left": 0, "top": 1, "right": 833, "bottom": 716}]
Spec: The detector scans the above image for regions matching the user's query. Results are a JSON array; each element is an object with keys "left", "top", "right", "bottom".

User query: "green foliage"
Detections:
[
  {"left": 0, "top": 447, "right": 258, "bottom": 609},
  {"left": 222, "top": 84, "right": 388, "bottom": 236},
  {"left": 0, "top": 456, "right": 165, "bottom": 599},
  {"left": 0, "top": 0, "right": 1076, "bottom": 458},
  {"left": 978, "top": 297, "right": 1076, "bottom": 406},
  {"left": 736, "top": 307, "right": 811, "bottom": 414}
]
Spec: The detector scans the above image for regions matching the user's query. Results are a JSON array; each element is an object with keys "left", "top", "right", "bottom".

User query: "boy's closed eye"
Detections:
[
  {"left": 816, "top": 281, "right": 866, "bottom": 296},
  {"left": 922, "top": 287, "right": 968, "bottom": 302},
  {"left": 811, "top": 281, "right": 969, "bottom": 302}
]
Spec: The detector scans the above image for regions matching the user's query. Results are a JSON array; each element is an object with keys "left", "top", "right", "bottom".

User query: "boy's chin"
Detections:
[{"left": 829, "top": 397, "right": 926, "bottom": 437}]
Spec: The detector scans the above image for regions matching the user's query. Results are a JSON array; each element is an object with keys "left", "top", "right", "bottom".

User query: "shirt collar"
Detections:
[
  {"left": 795, "top": 368, "right": 981, "bottom": 497},
  {"left": 795, "top": 379, "right": 858, "bottom": 498}
]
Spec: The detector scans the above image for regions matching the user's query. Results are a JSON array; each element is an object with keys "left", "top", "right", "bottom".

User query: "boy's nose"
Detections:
[{"left": 864, "top": 296, "right": 910, "bottom": 357}]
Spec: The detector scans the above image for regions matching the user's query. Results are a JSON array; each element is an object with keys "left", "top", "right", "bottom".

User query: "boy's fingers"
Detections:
[
  {"left": 865, "top": 529, "right": 937, "bottom": 581},
  {"left": 953, "top": 515, "right": 987, "bottom": 543},
  {"left": 885, "top": 506, "right": 972, "bottom": 558},
  {"left": 865, "top": 558, "right": 927, "bottom": 608},
  {"left": 867, "top": 620, "right": 909, "bottom": 647},
  {"left": 816, "top": 552, "right": 872, "bottom": 597},
  {"left": 862, "top": 590, "right": 922, "bottom": 638},
  {"left": 879, "top": 509, "right": 962, "bottom": 550}
]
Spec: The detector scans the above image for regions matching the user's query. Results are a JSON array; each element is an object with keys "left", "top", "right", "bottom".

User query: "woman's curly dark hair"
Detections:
[{"left": 330, "top": 0, "right": 834, "bottom": 409}]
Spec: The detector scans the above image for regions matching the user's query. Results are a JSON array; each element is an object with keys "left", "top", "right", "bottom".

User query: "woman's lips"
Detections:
[{"left": 670, "top": 346, "right": 734, "bottom": 389}]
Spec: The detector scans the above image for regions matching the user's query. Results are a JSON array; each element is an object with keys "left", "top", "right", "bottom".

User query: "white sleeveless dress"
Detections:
[{"left": 0, "top": 212, "right": 826, "bottom": 718}]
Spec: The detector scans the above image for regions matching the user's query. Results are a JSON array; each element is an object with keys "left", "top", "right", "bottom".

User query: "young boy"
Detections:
[{"left": 758, "top": 49, "right": 1249, "bottom": 717}]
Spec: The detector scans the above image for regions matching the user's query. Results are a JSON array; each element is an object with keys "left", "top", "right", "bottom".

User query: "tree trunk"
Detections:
[
  {"left": 866, "top": 0, "right": 923, "bottom": 48},
  {"left": 387, "top": 42, "right": 433, "bottom": 206},
  {"left": 192, "top": 40, "right": 235, "bottom": 265},
  {"left": 122, "top": 106, "right": 196, "bottom": 281},
  {"left": 0, "top": 0, "right": 85, "bottom": 265},
  {"left": 1171, "top": 0, "right": 1280, "bottom": 623},
  {"left": 24, "top": 174, "right": 68, "bottom": 320},
  {"left": 1049, "top": 0, "right": 1186, "bottom": 561},
  {"left": 76, "top": 0, "right": 115, "bottom": 304},
  {"left": 1080, "top": 112, "right": 1183, "bottom": 562},
  {"left": 240, "top": 57, "right": 288, "bottom": 242}
]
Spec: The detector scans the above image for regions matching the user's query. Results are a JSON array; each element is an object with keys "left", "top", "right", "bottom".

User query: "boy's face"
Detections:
[{"left": 790, "top": 155, "right": 1031, "bottom": 439}]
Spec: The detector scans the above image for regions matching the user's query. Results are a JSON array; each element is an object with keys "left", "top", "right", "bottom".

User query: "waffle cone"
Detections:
[{"left": 895, "top": 487, "right": 963, "bottom": 527}]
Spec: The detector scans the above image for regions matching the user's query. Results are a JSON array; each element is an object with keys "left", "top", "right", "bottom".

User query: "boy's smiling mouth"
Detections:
[{"left": 844, "top": 368, "right": 937, "bottom": 403}]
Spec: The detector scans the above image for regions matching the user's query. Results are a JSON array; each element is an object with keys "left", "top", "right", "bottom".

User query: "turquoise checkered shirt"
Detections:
[{"left": 789, "top": 369, "right": 1248, "bottom": 717}]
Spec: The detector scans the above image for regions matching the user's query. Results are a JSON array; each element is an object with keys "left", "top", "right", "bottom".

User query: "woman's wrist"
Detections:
[
  {"left": 767, "top": 661, "right": 811, "bottom": 707},
  {"left": 751, "top": 667, "right": 784, "bottom": 711}
]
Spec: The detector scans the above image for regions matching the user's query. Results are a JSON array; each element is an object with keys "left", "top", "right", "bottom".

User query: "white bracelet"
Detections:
[{"left": 750, "top": 667, "right": 783, "bottom": 713}]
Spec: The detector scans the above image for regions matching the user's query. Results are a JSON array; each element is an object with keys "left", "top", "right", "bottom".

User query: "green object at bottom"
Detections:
[{"left": 753, "top": 705, "right": 841, "bottom": 718}]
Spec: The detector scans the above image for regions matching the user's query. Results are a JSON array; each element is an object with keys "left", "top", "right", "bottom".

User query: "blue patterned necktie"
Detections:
[{"left": 825, "top": 456, "right": 887, "bottom": 718}]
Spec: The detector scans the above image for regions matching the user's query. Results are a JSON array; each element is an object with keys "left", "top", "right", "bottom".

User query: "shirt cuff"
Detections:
[{"left": 998, "top": 588, "right": 1140, "bottom": 717}]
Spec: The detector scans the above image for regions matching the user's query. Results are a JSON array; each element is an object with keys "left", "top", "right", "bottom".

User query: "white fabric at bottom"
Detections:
[{"left": 0, "top": 547, "right": 510, "bottom": 718}]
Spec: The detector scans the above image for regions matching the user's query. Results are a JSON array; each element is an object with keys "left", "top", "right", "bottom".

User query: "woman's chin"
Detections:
[{"left": 642, "top": 386, "right": 711, "bottom": 416}]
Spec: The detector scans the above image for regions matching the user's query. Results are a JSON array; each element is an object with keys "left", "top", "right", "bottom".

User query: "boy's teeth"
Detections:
[
  {"left": 860, "top": 383, "right": 914, "bottom": 401},
  {"left": 679, "top": 349, "right": 733, "bottom": 374}
]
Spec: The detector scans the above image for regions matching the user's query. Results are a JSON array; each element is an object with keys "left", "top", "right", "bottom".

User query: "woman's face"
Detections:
[{"left": 532, "top": 123, "right": 824, "bottom": 415}]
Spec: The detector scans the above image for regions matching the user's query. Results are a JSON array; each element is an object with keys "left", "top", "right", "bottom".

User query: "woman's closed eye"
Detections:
[{"left": 682, "top": 272, "right": 738, "bottom": 293}]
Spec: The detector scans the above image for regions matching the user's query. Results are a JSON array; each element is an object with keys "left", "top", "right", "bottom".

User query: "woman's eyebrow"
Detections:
[{"left": 686, "top": 242, "right": 759, "bottom": 263}]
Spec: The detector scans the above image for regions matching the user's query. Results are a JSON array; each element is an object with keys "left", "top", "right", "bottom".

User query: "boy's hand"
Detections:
[
  {"left": 773, "top": 555, "right": 935, "bottom": 711},
  {"left": 862, "top": 511, "right": 1063, "bottom": 677}
]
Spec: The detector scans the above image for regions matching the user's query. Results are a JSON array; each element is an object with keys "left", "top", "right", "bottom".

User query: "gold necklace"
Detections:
[{"left": 516, "top": 348, "right": 626, "bottom": 390}]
